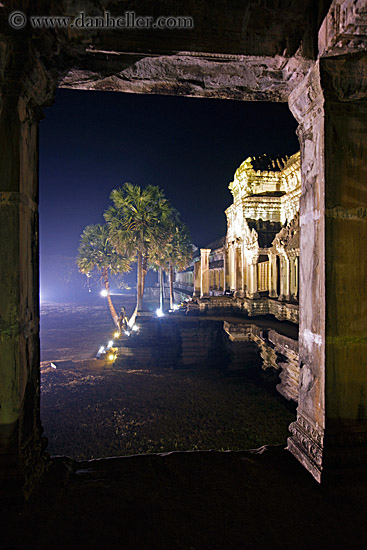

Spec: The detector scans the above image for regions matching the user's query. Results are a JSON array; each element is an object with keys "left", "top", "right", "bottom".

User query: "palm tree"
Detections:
[
  {"left": 166, "top": 217, "right": 192, "bottom": 309},
  {"left": 148, "top": 247, "right": 167, "bottom": 311},
  {"left": 104, "top": 183, "right": 172, "bottom": 313},
  {"left": 76, "top": 223, "right": 130, "bottom": 326}
]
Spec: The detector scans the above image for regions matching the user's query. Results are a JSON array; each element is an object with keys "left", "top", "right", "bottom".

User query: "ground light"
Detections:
[
  {"left": 96, "top": 346, "right": 105, "bottom": 358},
  {"left": 108, "top": 350, "right": 117, "bottom": 362},
  {"left": 100, "top": 289, "right": 108, "bottom": 297},
  {"left": 156, "top": 308, "right": 164, "bottom": 318}
]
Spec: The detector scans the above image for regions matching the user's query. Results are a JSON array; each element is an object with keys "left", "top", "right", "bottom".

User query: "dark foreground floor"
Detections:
[{"left": 3, "top": 446, "right": 367, "bottom": 550}]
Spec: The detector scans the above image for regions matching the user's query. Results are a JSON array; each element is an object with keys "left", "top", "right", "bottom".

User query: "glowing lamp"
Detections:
[
  {"left": 100, "top": 289, "right": 108, "bottom": 297},
  {"left": 108, "top": 354, "right": 115, "bottom": 361},
  {"left": 156, "top": 308, "right": 164, "bottom": 318},
  {"left": 114, "top": 331, "right": 120, "bottom": 338}
]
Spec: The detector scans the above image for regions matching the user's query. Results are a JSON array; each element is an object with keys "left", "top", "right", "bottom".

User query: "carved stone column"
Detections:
[
  {"left": 222, "top": 244, "right": 227, "bottom": 294},
  {"left": 232, "top": 246, "right": 238, "bottom": 293},
  {"left": 288, "top": 55, "right": 367, "bottom": 481},
  {"left": 228, "top": 244, "right": 237, "bottom": 292},
  {"left": 295, "top": 256, "right": 299, "bottom": 301},
  {"left": 278, "top": 256, "right": 290, "bottom": 301},
  {"left": 200, "top": 249, "right": 211, "bottom": 298},
  {"left": 268, "top": 252, "right": 278, "bottom": 298},
  {"left": 246, "top": 258, "right": 260, "bottom": 299},
  {"left": 0, "top": 39, "right": 56, "bottom": 499},
  {"left": 193, "top": 260, "right": 201, "bottom": 297},
  {"left": 238, "top": 243, "right": 245, "bottom": 298},
  {"left": 289, "top": 255, "right": 297, "bottom": 301}
]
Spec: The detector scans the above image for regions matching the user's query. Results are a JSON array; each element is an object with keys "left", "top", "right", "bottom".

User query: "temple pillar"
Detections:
[
  {"left": 290, "top": 255, "right": 299, "bottom": 301},
  {"left": 229, "top": 245, "right": 238, "bottom": 292},
  {"left": 288, "top": 55, "right": 367, "bottom": 481},
  {"left": 295, "top": 256, "right": 299, "bottom": 301},
  {"left": 246, "top": 258, "right": 260, "bottom": 299},
  {"left": 238, "top": 243, "right": 245, "bottom": 297},
  {"left": 0, "top": 43, "right": 55, "bottom": 499},
  {"left": 193, "top": 260, "right": 201, "bottom": 297},
  {"left": 268, "top": 253, "right": 278, "bottom": 298},
  {"left": 289, "top": 256, "right": 297, "bottom": 301},
  {"left": 200, "top": 249, "right": 211, "bottom": 298},
  {"left": 279, "top": 256, "right": 290, "bottom": 301},
  {"left": 222, "top": 245, "right": 227, "bottom": 294}
]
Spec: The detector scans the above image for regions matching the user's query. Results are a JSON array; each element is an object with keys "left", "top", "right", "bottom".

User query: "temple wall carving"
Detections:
[{"left": 176, "top": 151, "right": 301, "bottom": 312}]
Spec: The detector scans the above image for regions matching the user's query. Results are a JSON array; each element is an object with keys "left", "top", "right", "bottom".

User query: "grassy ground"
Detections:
[{"left": 41, "top": 359, "right": 295, "bottom": 460}]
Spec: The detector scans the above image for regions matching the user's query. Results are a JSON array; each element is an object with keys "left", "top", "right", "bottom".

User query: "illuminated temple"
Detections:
[{"left": 176, "top": 151, "right": 301, "bottom": 322}]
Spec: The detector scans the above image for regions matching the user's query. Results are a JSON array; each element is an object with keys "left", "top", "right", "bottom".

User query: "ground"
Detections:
[
  {"left": 40, "top": 298, "right": 295, "bottom": 459},
  {"left": 4, "top": 447, "right": 367, "bottom": 549},
  {"left": 3, "top": 299, "right": 367, "bottom": 549}
]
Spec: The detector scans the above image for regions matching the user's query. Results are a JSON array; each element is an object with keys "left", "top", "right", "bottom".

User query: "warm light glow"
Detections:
[
  {"left": 156, "top": 308, "right": 164, "bottom": 317},
  {"left": 108, "top": 354, "right": 115, "bottom": 361},
  {"left": 114, "top": 331, "right": 120, "bottom": 338},
  {"left": 100, "top": 289, "right": 108, "bottom": 297}
]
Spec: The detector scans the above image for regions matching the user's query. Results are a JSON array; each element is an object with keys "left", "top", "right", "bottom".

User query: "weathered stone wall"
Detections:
[
  {"left": 288, "top": 47, "right": 367, "bottom": 480},
  {"left": 187, "top": 296, "right": 299, "bottom": 324},
  {"left": 115, "top": 318, "right": 230, "bottom": 370},
  {"left": 223, "top": 322, "right": 299, "bottom": 402}
]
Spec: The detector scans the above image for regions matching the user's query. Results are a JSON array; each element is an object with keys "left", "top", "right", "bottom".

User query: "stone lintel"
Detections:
[{"left": 60, "top": 53, "right": 312, "bottom": 103}]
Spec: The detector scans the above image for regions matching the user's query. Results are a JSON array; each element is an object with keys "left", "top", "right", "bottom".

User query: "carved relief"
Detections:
[{"left": 289, "top": 413, "right": 324, "bottom": 469}]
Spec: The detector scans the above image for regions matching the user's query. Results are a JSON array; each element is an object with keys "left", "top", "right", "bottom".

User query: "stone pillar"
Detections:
[
  {"left": 231, "top": 246, "right": 238, "bottom": 292},
  {"left": 0, "top": 49, "right": 54, "bottom": 499},
  {"left": 246, "top": 259, "right": 260, "bottom": 299},
  {"left": 289, "top": 256, "right": 298, "bottom": 301},
  {"left": 295, "top": 256, "right": 299, "bottom": 301},
  {"left": 279, "top": 256, "right": 290, "bottom": 301},
  {"left": 238, "top": 243, "right": 245, "bottom": 297},
  {"left": 200, "top": 249, "right": 211, "bottom": 298},
  {"left": 288, "top": 56, "right": 367, "bottom": 482},
  {"left": 193, "top": 260, "right": 201, "bottom": 297},
  {"left": 222, "top": 245, "right": 227, "bottom": 294},
  {"left": 268, "top": 253, "right": 278, "bottom": 298}
]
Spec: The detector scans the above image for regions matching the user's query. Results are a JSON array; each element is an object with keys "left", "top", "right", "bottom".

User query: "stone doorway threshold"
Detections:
[{"left": 3, "top": 446, "right": 367, "bottom": 549}]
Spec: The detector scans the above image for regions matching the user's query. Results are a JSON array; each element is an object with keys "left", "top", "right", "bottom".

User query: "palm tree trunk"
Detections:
[
  {"left": 102, "top": 267, "right": 118, "bottom": 327},
  {"left": 140, "top": 254, "right": 148, "bottom": 310},
  {"left": 159, "top": 267, "right": 164, "bottom": 310},
  {"left": 142, "top": 255, "right": 148, "bottom": 296},
  {"left": 137, "top": 250, "right": 143, "bottom": 311},
  {"left": 169, "top": 260, "right": 174, "bottom": 310}
]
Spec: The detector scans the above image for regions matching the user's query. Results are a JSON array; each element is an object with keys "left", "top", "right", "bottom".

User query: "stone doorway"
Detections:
[{"left": 1, "top": 0, "right": 367, "bottom": 499}]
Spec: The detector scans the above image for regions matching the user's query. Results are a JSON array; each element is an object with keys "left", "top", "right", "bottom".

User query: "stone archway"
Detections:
[{"left": 1, "top": 0, "right": 367, "bottom": 497}]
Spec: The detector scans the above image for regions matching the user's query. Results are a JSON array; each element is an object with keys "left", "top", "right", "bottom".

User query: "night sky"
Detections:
[{"left": 39, "top": 89, "right": 299, "bottom": 300}]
